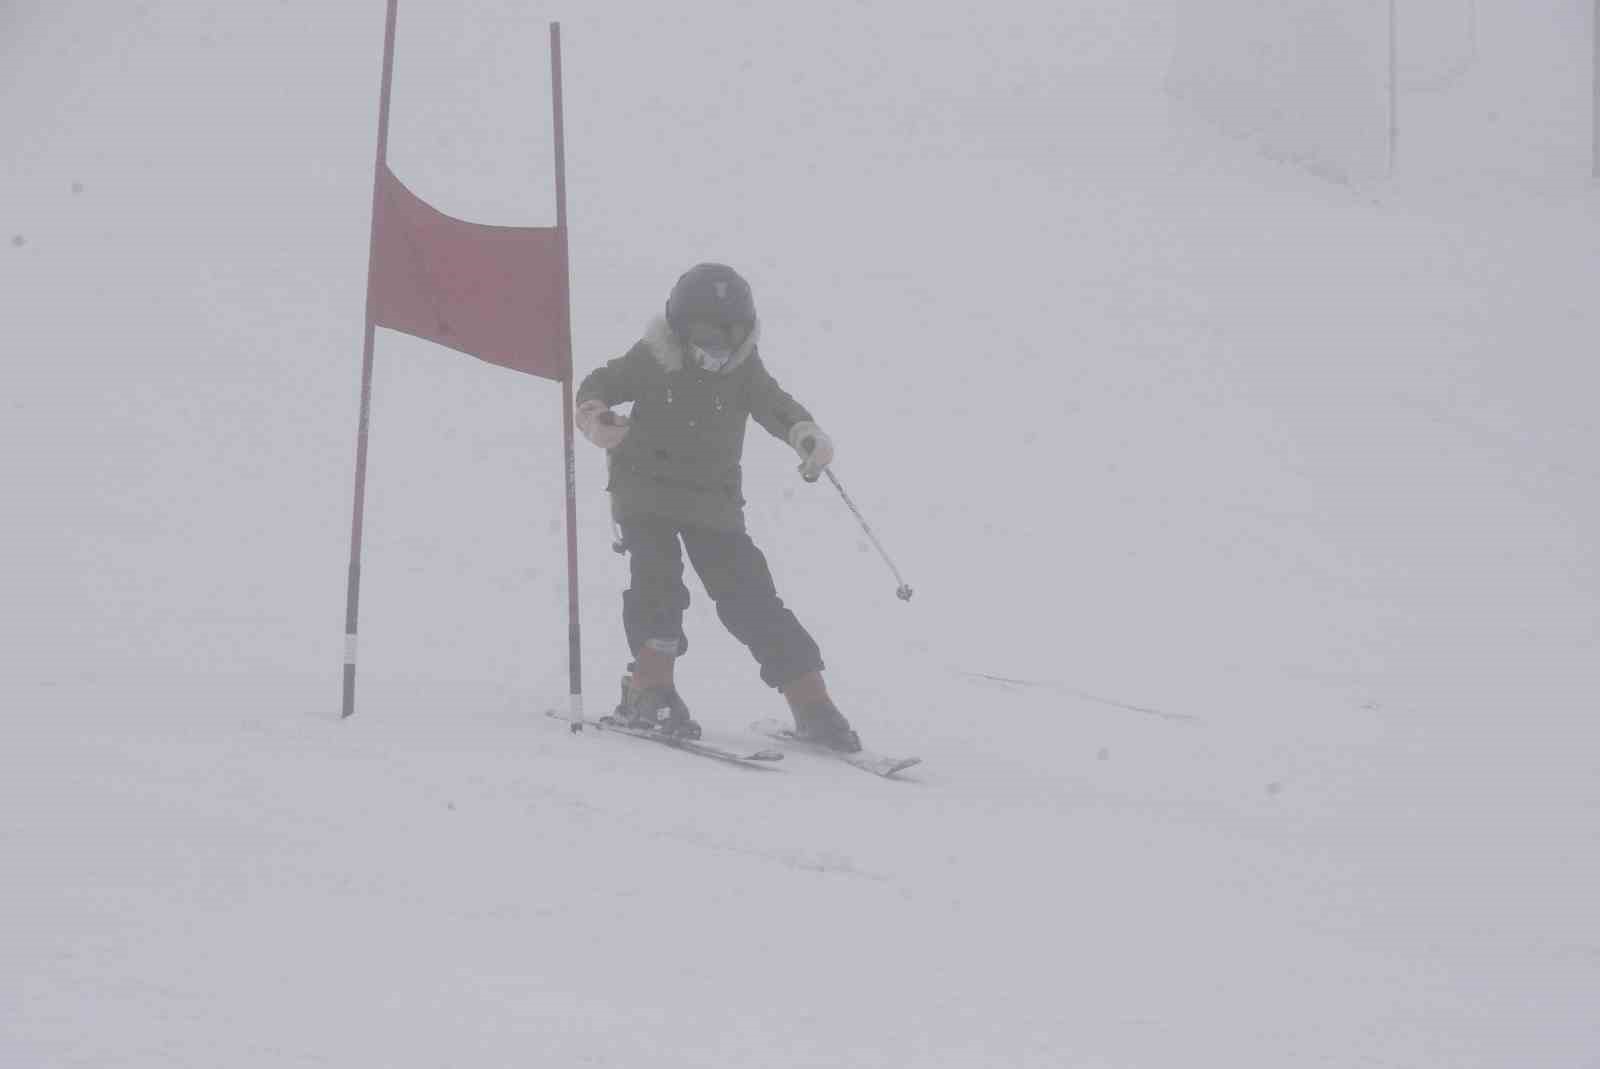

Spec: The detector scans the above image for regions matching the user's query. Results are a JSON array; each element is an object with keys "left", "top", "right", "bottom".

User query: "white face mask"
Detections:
[
  {"left": 691, "top": 344, "right": 734, "bottom": 372},
  {"left": 682, "top": 320, "right": 746, "bottom": 372}
]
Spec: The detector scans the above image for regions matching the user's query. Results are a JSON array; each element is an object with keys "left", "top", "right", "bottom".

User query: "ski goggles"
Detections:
[{"left": 682, "top": 320, "right": 749, "bottom": 351}]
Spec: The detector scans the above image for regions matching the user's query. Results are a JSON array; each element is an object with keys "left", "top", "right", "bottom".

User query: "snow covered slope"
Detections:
[{"left": 4, "top": 2, "right": 1597, "bottom": 1065}]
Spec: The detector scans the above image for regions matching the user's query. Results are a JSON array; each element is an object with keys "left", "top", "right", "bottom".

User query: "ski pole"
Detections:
[{"left": 800, "top": 438, "right": 914, "bottom": 602}]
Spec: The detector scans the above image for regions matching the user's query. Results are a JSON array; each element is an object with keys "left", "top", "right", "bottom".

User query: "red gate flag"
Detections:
[
  {"left": 369, "top": 164, "right": 569, "bottom": 380},
  {"left": 342, "top": 6, "right": 583, "bottom": 721}
]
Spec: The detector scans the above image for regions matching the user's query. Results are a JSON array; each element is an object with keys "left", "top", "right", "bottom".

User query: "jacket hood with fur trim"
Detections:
[{"left": 641, "top": 314, "right": 761, "bottom": 375}]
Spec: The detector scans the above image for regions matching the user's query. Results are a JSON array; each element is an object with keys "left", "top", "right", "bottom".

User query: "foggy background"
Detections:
[{"left": 3, "top": 2, "right": 1596, "bottom": 1065}]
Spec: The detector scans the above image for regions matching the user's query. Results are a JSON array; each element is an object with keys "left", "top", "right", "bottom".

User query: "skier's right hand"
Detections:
[{"left": 577, "top": 399, "right": 629, "bottom": 449}]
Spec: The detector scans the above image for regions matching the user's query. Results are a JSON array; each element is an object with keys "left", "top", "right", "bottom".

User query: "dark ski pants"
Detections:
[{"left": 620, "top": 513, "right": 824, "bottom": 689}]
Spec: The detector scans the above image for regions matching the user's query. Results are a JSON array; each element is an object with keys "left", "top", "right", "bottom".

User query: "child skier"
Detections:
[{"left": 574, "top": 262, "right": 862, "bottom": 753}]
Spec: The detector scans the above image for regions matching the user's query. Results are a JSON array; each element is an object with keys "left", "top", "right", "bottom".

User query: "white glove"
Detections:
[
  {"left": 577, "top": 399, "right": 629, "bottom": 449},
  {"left": 788, "top": 421, "right": 834, "bottom": 480}
]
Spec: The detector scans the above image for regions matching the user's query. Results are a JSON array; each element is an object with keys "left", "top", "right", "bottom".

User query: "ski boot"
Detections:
[
  {"left": 609, "top": 646, "right": 701, "bottom": 740},
  {"left": 615, "top": 678, "right": 701, "bottom": 739},
  {"left": 782, "top": 671, "right": 862, "bottom": 753}
]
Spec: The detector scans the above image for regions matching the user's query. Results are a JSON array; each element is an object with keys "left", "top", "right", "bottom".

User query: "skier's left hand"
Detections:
[{"left": 788, "top": 421, "right": 834, "bottom": 481}]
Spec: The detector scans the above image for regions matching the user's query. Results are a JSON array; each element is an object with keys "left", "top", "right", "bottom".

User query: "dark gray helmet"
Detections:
[{"left": 666, "top": 263, "right": 756, "bottom": 337}]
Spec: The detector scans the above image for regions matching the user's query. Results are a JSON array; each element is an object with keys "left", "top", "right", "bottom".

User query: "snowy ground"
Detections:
[{"left": 4, "top": 2, "right": 1598, "bottom": 1066}]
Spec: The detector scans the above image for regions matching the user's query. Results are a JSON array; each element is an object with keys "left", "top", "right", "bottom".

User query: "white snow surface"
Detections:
[{"left": 3, "top": 2, "right": 1598, "bottom": 1066}]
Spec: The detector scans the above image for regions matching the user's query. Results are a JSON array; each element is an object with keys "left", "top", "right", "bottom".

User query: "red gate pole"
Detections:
[
  {"left": 342, "top": 0, "right": 401, "bottom": 719},
  {"left": 551, "top": 22, "right": 584, "bottom": 725}
]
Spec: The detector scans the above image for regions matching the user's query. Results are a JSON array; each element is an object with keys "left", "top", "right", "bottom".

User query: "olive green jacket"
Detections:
[{"left": 575, "top": 316, "right": 813, "bottom": 532}]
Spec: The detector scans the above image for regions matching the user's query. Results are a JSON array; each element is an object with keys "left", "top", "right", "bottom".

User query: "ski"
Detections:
[
  {"left": 751, "top": 718, "right": 921, "bottom": 778},
  {"left": 547, "top": 710, "right": 785, "bottom": 769}
]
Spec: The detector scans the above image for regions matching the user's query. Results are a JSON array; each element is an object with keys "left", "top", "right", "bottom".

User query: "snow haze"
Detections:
[{"left": 4, "top": 1, "right": 1597, "bottom": 1065}]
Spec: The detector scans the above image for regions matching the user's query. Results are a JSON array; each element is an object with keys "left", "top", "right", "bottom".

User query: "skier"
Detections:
[{"left": 574, "top": 262, "right": 862, "bottom": 753}]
